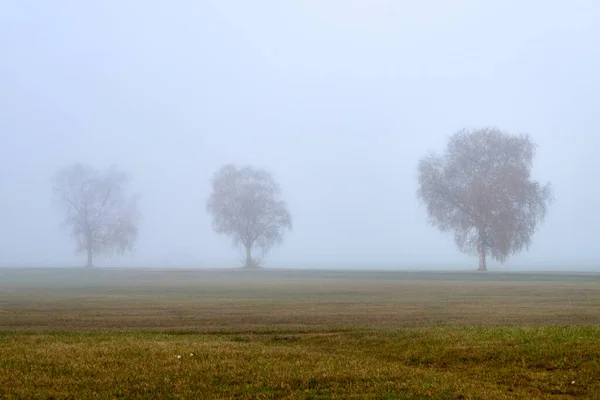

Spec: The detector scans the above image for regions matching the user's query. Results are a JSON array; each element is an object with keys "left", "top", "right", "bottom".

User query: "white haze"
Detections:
[{"left": 1, "top": 1, "right": 599, "bottom": 270}]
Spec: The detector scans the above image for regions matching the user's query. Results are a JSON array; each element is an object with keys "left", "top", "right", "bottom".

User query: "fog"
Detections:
[{"left": 1, "top": 1, "right": 599, "bottom": 270}]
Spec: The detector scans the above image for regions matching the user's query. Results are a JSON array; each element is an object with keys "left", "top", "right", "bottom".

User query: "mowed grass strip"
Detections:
[
  {"left": 0, "top": 326, "right": 599, "bottom": 399},
  {"left": 1, "top": 269, "right": 599, "bottom": 331}
]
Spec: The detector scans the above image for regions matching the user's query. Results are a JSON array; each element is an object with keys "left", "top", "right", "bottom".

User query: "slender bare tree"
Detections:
[
  {"left": 207, "top": 164, "right": 292, "bottom": 268},
  {"left": 52, "top": 163, "right": 140, "bottom": 267},
  {"left": 417, "top": 127, "right": 553, "bottom": 271}
]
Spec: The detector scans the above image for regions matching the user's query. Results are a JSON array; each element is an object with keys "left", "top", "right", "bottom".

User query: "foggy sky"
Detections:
[{"left": 1, "top": 1, "right": 599, "bottom": 270}]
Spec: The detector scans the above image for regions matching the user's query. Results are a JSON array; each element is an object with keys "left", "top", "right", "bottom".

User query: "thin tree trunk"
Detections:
[
  {"left": 244, "top": 244, "right": 252, "bottom": 268},
  {"left": 84, "top": 214, "right": 93, "bottom": 268},
  {"left": 86, "top": 248, "right": 93, "bottom": 268},
  {"left": 476, "top": 228, "right": 488, "bottom": 271},
  {"left": 477, "top": 245, "right": 487, "bottom": 271}
]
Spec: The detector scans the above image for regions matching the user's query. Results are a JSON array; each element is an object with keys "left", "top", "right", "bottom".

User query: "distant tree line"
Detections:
[{"left": 52, "top": 127, "right": 553, "bottom": 271}]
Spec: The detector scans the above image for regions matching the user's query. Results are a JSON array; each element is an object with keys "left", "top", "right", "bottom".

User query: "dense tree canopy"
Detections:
[
  {"left": 206, "top": 164, "right": 292, "bottom": 268},
  {"left": 417, "top": 127, "right": 553, "bottom": 271},
  {"left": 52, "top": 163, "right": 140, "bottom": 267}
]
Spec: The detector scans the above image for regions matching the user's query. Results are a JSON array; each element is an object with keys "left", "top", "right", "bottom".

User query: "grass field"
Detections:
[{"left": 1, "top": 268, "right": 599, "bottom": 398}]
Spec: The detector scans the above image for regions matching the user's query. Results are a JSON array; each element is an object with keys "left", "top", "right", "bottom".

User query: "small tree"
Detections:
[
  {"left": 207, "top": 164, "right": 292, "bottom": 268},
  {"left": 52, "top": 163, "right": 140, "bottom": 267},
  {"left": 417, "top": 127, "right": 553, "bottom": 271}
]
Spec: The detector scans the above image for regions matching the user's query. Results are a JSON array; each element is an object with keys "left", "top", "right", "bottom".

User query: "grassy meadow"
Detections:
[{"left": 0, "top": 268, "right": 599, "bottom": 398}]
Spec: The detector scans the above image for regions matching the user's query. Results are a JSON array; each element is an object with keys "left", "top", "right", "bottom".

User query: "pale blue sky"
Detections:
[{"left": 1, "top": 1, "right": 599, "bottom": 270}]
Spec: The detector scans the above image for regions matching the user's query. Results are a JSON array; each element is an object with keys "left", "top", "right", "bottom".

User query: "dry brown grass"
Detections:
[{"left": 1, "top": 268, "right": 598, "bottom": 331}]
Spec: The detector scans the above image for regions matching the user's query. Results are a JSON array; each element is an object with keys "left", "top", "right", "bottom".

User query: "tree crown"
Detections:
[
  {"left": 52, "top": 163, "right": 140, "bottom": 258},
  {"left": 417, "top": 127, "right": 553, "bottom": 263},
  {"left": 206, "top": 164, "right": 292, "bottom": 262}
]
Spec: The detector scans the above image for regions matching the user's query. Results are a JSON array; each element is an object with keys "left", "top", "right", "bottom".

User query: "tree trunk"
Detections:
[
  {"left": 84, "top": 217, "right": 93, "bottom": 268},
  {"left": 86, "top": 248, "right": 93, "bottom": 268},
  {"left": 477, "top": 246, "right": 487, "bottom": 271},
  {"left": 476, "top": 228, "right": 488, "bottom": 272},
  {"left": 244, "top": 244, "right": 253, "bottom": 268}
]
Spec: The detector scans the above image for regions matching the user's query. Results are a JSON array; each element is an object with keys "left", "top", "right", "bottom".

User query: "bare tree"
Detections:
[
  {"left": 52, "top": 163, "right": 140, "bottom": 267},
  {"left": 207, "top": 164, "right": 292, "bottom": 268},
  {"left": 417, "top": 127, "right": 553, "bottom": 271}
]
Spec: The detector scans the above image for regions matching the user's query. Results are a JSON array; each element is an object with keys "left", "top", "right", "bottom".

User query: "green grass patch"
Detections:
[{"left": 0, "top": 327, "right": 598, "bottom": 399}]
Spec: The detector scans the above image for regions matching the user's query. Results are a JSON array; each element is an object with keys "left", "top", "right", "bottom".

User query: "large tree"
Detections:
[
  {"left": 52, "top": 163, "right": 140, "bottom": 267},
  {"left": 207, "top": 164, "right": 292, "bottom": 268},
  {"left": 416, "top": 127, "right": 553, "bottom": 271}
]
